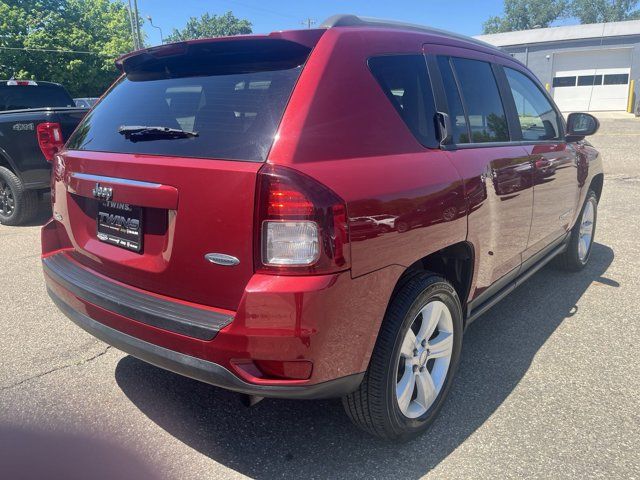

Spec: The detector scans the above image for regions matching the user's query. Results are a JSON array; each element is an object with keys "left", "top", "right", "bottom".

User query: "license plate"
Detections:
[{"left": 97, "top": 201, "right": 143, "bottom": 253}]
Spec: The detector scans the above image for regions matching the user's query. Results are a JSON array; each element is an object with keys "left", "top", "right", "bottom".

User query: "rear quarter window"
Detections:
[{"left": 368, "top": 55, "right": 438, "bottom": 148}]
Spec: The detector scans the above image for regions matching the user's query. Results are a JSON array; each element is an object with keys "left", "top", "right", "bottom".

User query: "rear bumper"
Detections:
[
  {"left": 42, "top": 247, "right": 400, "bottom": 398},
  {"left": 47, "top": 287, "right": 363, "bottom": 399},
  {"left": 43, "top": 253, "right": 231, "bottom": 341}
]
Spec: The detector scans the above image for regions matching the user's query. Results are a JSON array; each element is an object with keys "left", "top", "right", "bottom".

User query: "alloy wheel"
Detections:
[
  {"left": 578, "top": 198, "right": 596, "bottom": 262},
  {"left": 396, "top": 300, "right": 454, "bottom": 418},
  {"left": 0, "top": 180, "right": 15, "bottom": 217}
]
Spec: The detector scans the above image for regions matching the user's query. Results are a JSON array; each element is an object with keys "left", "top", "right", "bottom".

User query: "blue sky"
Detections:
[{"left": 137, "top": 0, "right": 514, "bottom": 45}]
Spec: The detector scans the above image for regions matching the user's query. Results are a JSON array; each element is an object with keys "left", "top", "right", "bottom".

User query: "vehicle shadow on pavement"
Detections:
[{"left": 115, "top": 243, "right": 615, "bottom": 480}]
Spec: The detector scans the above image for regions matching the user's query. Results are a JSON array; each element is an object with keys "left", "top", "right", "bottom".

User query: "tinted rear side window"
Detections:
[
  {"left": 0, "top": 84, "right": 75, "bottom": 111},
  {"left": 450, "top": 58, "right": 509, "bottom": 143},
  {"left": 436, "top": 56, "right": 469, "bottom": 144},
  {"left": 67, "top": 41, "right": 309, "bottom": 162},
  {"left": 368, "top": 55, "right": 438, "bottom": 148}
]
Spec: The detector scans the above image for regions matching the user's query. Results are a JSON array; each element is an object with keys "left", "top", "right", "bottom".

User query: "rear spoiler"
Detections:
[{"left": 115, "top": 30, "right": 325, "bottom": 77}]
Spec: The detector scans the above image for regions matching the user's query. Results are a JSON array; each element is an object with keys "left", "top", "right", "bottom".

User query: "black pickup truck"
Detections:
[{"left": 0, "top": 80, "right": 88, "bottom": 225}]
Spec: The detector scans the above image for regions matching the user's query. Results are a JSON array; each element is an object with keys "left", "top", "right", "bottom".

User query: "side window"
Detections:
[
  {"left": 436, "top": 56, "right": 469, "bottom": 143},
  {"left": 368, "top": 55, "right": 438, "bottom": 148},
  {"left": 451, "top": 57, "right": 510, "bottom": 143},
  {"left": 505, "top": 68, "right": 561, "bottom": 141}
]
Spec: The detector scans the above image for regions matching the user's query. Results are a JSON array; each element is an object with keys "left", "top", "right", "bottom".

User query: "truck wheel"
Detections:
[
  {"left": 557, "top": 190, "right": 598, "bottom": 271},
  {"left": 0, "top": 166, "right": 39, "bottom": 226},
  {"left": 342, "top": 273, "right": 463, "bottom": 440}
]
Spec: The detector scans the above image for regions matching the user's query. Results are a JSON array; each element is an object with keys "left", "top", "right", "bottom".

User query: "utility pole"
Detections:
[
  {"left": 127, "top": 0, "right": 143, "bottom": 50},
  {"left": 132, "top": 0, "right": 143, "bottom": 49},
  {"left": 301, "top": 18, "right": 316, "bottom": 29},
  {"left": 127, "top": 0, "right": 140, "bottom": 50}
]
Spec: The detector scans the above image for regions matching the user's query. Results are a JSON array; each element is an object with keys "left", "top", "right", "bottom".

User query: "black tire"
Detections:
[
  {"left": 557, "top": 190, "right": 598, "bottom": 272},
  {"left": 0, "top": 166, "right": 39, "bottom": 226},
  {"left": 396, "top": 221, "right": 409, "bottom": 233},
  {"left": 342, "top": 273, "right": 463, "bottom": 440}
]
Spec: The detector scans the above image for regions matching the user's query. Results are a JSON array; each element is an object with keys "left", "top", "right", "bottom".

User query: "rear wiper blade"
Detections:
[{"left": 118, "top": 125, "right": 198, "bottom": 142}]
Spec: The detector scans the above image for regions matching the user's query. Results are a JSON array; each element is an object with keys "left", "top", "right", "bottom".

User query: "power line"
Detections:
[
  {"left": 0, "top": 46, "right": 109, "bottom": 55},
  {"left": 218, "top": 0, "right": 299, "bottom": 20}
]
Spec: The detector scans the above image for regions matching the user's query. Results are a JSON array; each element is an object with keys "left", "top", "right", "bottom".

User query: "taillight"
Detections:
[
  {"left": 255, "top": 164, "right": 350, "bottom": 274},
  {"left": 36, "top": 122, "right": 64, "bottom": 162}
]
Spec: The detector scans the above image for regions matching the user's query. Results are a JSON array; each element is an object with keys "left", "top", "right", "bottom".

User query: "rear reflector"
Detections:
[
  {"left": 254, "top": 360, "right": 313, "bottom": 380},
  {"left": 231, "top": 359, "right": 313, "bottom": 381},
  {"left": 36, "top": 122, "right": 64, "bottom": 162}
]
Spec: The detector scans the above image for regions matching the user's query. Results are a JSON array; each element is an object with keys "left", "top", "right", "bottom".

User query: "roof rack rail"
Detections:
[{"left": 320, "top": 14, "right": 497, "bottom": 51}]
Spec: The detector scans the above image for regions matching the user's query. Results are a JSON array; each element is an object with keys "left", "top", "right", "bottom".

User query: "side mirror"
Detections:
[{"left": 565, "top": 112, "right": 599, "bottom": 142}]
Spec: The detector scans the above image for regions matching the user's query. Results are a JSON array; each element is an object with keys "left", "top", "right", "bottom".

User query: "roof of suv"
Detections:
[
  {"left": 116, "top": 14, "right": 512, "bottom": 73},
  {"left": 320, "top": 14, "right": 500, "bottom": 51}
]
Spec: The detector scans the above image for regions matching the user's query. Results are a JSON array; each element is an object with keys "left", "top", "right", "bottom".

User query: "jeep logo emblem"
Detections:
[{"left": 92, "top": 183, "right": 113, "bottom": 201}]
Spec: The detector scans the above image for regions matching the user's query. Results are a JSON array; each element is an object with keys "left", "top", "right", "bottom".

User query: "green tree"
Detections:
[
  {"left": 568, "top": 0, "right": 640, "bottom": 23},
  {"left": 166, "top": 11, "right": 252, "bottom": 42},
  {"left": 0, "top": 0, "right": 135, "bottom": 97},
  {"left": 483, "top": 0, "right": 568, "bottom": 33}
]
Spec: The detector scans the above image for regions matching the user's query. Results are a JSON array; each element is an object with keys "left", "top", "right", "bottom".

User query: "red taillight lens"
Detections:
[
  {"left": 36, "top": 122, "right": 64, "bottom": 162},
  {"left": 267, "top": 185, "right": 314, "bottom": 217},
  {"left": 255, "top": 164, "right": 350, "bottom": 274}
]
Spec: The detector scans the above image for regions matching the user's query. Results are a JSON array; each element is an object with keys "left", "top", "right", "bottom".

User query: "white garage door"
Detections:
[{"left": 552, "top": 48, "right": 632, "bottom": 111}]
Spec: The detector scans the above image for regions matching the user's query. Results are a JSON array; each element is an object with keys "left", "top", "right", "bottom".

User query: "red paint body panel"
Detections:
[
  {"left": 446, "top": 146, "right": 534, "bottom": 299},
  {"left": 42, "top": 24, "right": 604, "bottom": 391},
  {"left": 522, "top": 143, "right": 582, "bottom": 260},
  {"left": 66, "top": 170, "right": 179, "bottom": 210},
  {"left": 43, "top": 252, "right": 402, "bottom": 384},
  {"left": 53, "top": 150, "right": 261, "bottom": 311},
  {"left": 293, "top": 153, "right": 467, "bottom": 278}
]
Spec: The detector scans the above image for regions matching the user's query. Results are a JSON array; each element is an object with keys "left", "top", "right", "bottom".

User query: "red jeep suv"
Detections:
[{"left": 42, "top": 15, "right": 603, "bottom": 439}]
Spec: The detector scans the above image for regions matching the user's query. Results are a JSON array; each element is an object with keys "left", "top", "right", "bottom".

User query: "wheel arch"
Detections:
[
  {"left": 388, "top": 241, "right": 475, "bottom": 321},
  {"left": 589, "top": 173, "right": 604, "bottom": 201},
  {"left": 0, "top": 148, "right": 21, "bottom": 180}
]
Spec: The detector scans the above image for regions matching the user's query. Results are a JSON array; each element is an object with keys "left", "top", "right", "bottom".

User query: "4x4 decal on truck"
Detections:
[{"left": 12, "top": 123, "right": 34, "bottom": 131}]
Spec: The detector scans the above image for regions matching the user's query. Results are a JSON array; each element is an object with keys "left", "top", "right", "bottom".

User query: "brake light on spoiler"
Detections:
[{"left": 6, "top": 80, "right": 38, "bottom": 86}]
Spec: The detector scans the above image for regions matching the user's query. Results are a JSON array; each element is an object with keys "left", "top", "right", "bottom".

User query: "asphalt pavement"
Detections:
[{"left": 1, "top": 114, "right": 639, "bottom": 479}]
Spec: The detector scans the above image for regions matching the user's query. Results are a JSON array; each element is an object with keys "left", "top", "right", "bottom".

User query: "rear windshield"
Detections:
[
  {"left": 67, "top": 42, "right": 309, "bottom": 162},
  {"left": 0, "top": 84, "right": 75, "bottom": 111}
]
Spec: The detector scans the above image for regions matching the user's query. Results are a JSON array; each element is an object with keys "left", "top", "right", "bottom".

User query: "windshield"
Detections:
[
  {"left": 67, "top": 61, "right": 305, "bottom": 162},
  {"left": 0, "top": 84, "right": 75, "bottom": 111}
]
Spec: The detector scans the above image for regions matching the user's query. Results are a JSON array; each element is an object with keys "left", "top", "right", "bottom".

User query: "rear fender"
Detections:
[{"left": 0, "top": 147, "right": 21, "bottom": 180}]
